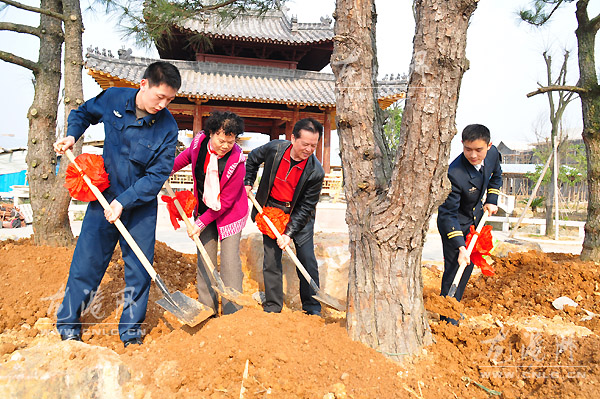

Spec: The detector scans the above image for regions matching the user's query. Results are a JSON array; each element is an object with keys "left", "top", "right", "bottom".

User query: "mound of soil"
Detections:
[{"left": 0, "top": 238, "right": 599, "bottom": 398}]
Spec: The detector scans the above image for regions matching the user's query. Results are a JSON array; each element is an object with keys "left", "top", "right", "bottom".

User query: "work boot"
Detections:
[
  {"left": 123, "top": 337, "right": 143, "bottom": 348},
  {"left": 61, "top": 333, "right": 82, "bottom": 342}
]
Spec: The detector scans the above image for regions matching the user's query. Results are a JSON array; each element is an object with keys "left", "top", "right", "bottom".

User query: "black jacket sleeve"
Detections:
[
  {"left": 437, "top": 171, "right": 467, "bottom": 249},
  {"left": 285, "top": 162, "right": 324, "bottom": 238},
  {"left": 485, "top": 147, "right": 503, "bottom": 205}
]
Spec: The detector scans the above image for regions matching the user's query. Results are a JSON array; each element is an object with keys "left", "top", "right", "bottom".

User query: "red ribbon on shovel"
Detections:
[
  {"left": 161, "top": 190, "right": 197, "bottom": 229},
  {"left": 465, "top": 224, "right": 495, "bottom": 276},
  {"left": 256, "top": 207, "right": 290, "bottom": 240},
  {"left": 64, "top": 153, "right": 110, "bottom": 201}
]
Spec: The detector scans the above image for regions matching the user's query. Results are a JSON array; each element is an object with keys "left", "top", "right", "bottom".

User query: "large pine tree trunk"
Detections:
[
  {"left": 332, "top": 0, "right": 478, "bottom": 357},
  {"left": 47, "top": 0, "right": 86, "bottom": 243},
  {"left": 575, "top": 2, "right": 600, "bottom": 261},
  {"left": 27, "top": 0, "right": 74, "bottom": 246}
]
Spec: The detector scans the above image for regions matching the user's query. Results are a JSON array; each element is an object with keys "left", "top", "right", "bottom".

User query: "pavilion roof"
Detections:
[
  {"left": 85, "top": 52, "right": 406, "bottom": 108},
  {"left": 177, "top": 8, "right": 333, "bottom": 45}
]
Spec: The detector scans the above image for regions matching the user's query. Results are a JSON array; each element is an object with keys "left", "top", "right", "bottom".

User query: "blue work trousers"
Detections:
[{"left": 56, "top": 200, "right": 156, "bottom": 342}]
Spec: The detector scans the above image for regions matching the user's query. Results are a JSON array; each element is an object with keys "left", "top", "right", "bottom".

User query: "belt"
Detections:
[{"left": 267, "top": 197, "right": 292, "bottom": 209}]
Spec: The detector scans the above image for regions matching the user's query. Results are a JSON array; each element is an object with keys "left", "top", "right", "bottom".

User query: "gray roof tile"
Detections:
[
  {"left": 85, "top": 53, "right": 406, "bottom": 107},
  {"left": 178, "top": 9, "right": 333, "bottom": 45}
]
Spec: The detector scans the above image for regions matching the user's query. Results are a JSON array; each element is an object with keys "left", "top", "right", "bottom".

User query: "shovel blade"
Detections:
[
  {"left": 447, "top": 284, "right": 458, "bottom": 298},
  {"left": 312, "top": 293, "right": 346, "bottom": 312},
  {"left": 156, "top": 291, "right": 214, "bottom": 327},
  {"left": 215, "top": 286, "right": 261, "bottom": 309}
]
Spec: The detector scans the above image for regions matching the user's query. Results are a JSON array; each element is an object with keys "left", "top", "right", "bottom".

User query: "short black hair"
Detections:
[
  {"left": 293, "top": 118, "right": 323, "bottom": 140},
  {"left": 462, "top": 124, "right": 491, "bottom": 144},
  {"left": 204, "top": 111, "right": 245, "bottom": 137},
  {"left": 143, "top": 61, "right": 181, "bottom": 91}
]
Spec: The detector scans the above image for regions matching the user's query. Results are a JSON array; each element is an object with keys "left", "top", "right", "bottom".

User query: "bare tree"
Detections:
[
  {"left": 522, "top": 0, "right": 600, "bottom": 260},
  {"left": 332, "top": 0, "right": 478, "bottom": 356},
  {"left": 536, "top": 50, "right": 576, "bottom": 236}
]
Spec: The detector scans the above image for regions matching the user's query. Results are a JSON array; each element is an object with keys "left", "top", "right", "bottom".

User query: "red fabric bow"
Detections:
[
  {"left": 161, "top": 190, "right": 197, "bottom": 229},
  {"left": 256, "top": 207, "right": 290, "bottom": 240},
  {"left": 465, "top": 224, "right": 495, "bottom": 276},
  {"left": 64, "top": 153, "right": 110, "bottom": 202}
]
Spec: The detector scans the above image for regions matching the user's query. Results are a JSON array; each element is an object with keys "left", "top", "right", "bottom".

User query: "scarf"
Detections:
[{"left": 203, "top": 140, "right": 222, "bottom": 211}]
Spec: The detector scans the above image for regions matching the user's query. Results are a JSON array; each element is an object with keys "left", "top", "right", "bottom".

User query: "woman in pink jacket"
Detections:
[{"left": 171, "top": 111, "right": 248, "bottom": 315}]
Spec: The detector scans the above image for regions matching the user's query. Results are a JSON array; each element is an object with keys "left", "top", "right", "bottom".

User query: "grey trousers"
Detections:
[{"left": 196, "top": 222, "right": 243, "bottom": 315}]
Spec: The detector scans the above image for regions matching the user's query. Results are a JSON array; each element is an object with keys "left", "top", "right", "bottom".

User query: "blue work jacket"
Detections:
[{"left": 67, "top": 87, "right": 179, "bottom": 210}]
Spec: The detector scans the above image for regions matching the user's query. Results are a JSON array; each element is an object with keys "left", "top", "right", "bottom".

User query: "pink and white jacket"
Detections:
[{"left": 171, "top": 132, "right": 249, "bottom": 239}]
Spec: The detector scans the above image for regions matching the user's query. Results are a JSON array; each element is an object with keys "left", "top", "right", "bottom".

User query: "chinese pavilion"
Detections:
[{"left": 85, "top": 8, "right": 406, "bottom": 172}]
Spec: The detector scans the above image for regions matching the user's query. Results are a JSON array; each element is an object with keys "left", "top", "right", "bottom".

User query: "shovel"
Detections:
[
  {"left": 247, "top": 191, "right": 346, "bottom": 312},
  {"left": 448, "top": 210, "right": 490, "bottom": 298},
  {"left": 64, "top": 149, "right": 214, "bottom": 327},
  {"left": 163, "top": 181, "right": 257, "bottom": 308}
]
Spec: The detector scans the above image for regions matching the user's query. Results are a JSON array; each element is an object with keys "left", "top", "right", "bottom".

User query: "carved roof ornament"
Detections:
[
  {"left": 177, "top": 7, "right": 334, "bottom": 45},
  {"left": 117, "top": 48, "right": 133, "bottom": 60}
]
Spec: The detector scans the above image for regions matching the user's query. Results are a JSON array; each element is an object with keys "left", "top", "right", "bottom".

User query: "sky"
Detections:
[{"left": 0, "top": 0, "right": 592, "bottom": 159}]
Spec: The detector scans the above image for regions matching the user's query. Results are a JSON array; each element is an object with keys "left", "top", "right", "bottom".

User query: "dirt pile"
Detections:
[{"left": 0, "top": 239, "right": 598, "bottom": 398}]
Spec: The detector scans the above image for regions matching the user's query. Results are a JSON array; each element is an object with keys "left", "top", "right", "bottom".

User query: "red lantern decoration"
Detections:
[
  {"left": 64, "top": 153, "right": 110, "bottom": 202},
  {"left": 161, "top": 190, "right": 197, "bottom": 229}
]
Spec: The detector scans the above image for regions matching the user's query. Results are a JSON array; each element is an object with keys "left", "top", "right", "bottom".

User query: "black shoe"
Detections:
[
  {"left": 440, "top": 315, "right": 460, "bottom": 326},
  {"left": 61, "top": 333, "right": 82, "bottom": 342},
  {"left": 123, "top": 337, "right": 143, "bottom": 348},
  {"left": 304, "top": 310, "right": 321, "bottom": 317}
]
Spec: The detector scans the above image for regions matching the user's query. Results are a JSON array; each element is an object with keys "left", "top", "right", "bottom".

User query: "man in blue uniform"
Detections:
[
  {"left": 437, "top": 124, "right": 502, "bottom": 325},
  {"left": 53, "top": 61, "right": 181, "bottom": 346}
]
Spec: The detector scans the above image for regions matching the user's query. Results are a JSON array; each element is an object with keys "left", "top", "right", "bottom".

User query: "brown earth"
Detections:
[{"left": 0, "top": 237, "right": 599, "bottom": 398}]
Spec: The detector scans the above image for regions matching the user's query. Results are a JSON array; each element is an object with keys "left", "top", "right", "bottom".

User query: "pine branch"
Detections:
[
  {"left": 520, "top": 0, "right": 567, "bottom": 26},
  {"left": 0, "top": 0, "right": 65, "bottom": 21},
  {"left": 0, "top": 49, "right": 39, "bottom": 72},
  {"left": 527, "top": 85, "right": 587, "bottom": 98},
  {"left": 200, "top": 0, "right": 239, "bottom": 11},
  {"left": 0, "top": 21, "right": 41, "bottom": 36}
]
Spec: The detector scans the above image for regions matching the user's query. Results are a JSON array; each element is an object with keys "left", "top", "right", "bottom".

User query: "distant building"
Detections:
[
  {"left": 497, "top": 139, "right": 587, "bottom": 202},
  {"left": 83, "top": 7, "right": 406, "bottom": 173},
  {"left": 0, "top": 148, "right": 27, "bottom": 197}
]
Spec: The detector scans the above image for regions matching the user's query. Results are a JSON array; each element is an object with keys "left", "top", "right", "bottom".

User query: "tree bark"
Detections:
[
  {"left": 575, "top": 1, "right": 600, "bottom": 260},
  {"left": 44, "top": 0, "right": 86, "bottom": 245},
  {"left": 332, "top": 0, "right": 477, "bottom": 358},
  {"left": 26, "top": 0, "right": 73, "bottom": 246}
]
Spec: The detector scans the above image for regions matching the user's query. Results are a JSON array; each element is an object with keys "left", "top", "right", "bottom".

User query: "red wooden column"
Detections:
[
  {"left": 322, "top": 110, "right": 332, "bottom": 173},
  {"left": 316, "top": 126, "right": 323, "bottom": 164},
  {"left": 285, "top": 119, "right": 293, "bottom": 141},
  {"left": 284, "top": 106, "right": 300, "bottom": 142},
  {"left": 193, "top": 103, "right": 203, "bottom": 133}
]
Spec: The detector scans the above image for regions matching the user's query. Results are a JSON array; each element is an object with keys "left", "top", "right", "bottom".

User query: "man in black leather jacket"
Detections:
[{"left": 245, "top": 118, "right": 325, "bottom": 316}]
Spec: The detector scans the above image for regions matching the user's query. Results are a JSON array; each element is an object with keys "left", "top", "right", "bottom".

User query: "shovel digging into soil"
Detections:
[
  {"left": 247, "top": 191, "right": 346, "bottom": 312},
  {"left": 163, "top": 181, "right": 258, "bottom": 308},
  {"left": 64, "top": 150, "right": 214, "bottom": 327},
  {"left": 448, "top": 210, "right": 490, "bottom": 298}
]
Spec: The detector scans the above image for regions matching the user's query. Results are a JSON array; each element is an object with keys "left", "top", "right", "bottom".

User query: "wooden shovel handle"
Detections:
[
  {"left": 163, "top": 181, "right": 222, "bottom": 287},
  {"left": 462, "top": 209, "right": 490, "bottom": 264},
  {"left": 247, "top": 191, "right": 316, "bottom": 289}
]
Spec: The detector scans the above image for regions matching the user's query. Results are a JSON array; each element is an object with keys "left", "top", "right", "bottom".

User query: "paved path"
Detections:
[{"left": 0, "top": 202, "right": 584, "bottom": 260}]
